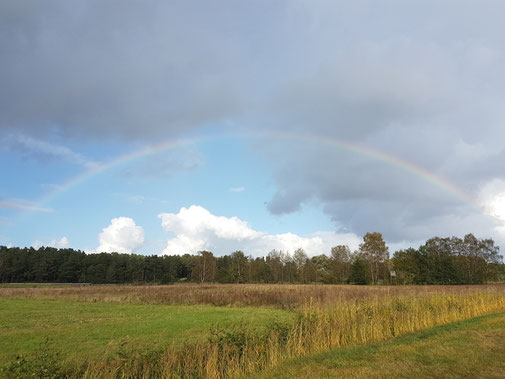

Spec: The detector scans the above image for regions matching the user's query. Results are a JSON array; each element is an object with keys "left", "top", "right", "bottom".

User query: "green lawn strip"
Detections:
[
  {"left": 0, "top": 299, "right": 294, "bottom": 367},
  {"left": 251, "top": 311, "right": 505, "bottom": 379}
]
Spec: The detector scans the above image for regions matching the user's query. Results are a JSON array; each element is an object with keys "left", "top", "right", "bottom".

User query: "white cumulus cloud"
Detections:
[
  {"left": 478, "top": 179, "right": 505, "bottom": 244},
  {"left": 479, "top": 179, "right": 505, "bottom": 222},
  {"left": 32, "top": 236, "right": 69, "bottom": 249},
  {"left": 230, "top": 187, "right": 245, "bottom": 193},
  {"left": 158, "top": 205, "right": 361, "bottom": 256},
  {"left": 96, "top": 217, "right": 145, "bottom": 254}
]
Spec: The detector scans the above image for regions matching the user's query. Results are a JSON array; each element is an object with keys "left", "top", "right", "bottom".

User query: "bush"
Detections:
[{"left": 0, "top": 338, "right": 64, "bottom": 379}]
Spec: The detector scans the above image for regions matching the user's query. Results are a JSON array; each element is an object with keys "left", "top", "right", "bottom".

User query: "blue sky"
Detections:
[
  {"left": 1, "top": 133, "right": 342, "bottom": 255},
  {"left": 2, "top": 1, "right": 505, "bottom": 256}
]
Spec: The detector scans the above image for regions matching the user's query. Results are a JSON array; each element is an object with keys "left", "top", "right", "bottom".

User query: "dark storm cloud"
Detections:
[
  {"left": 0, "top": 0, "right": 268, "bottom": 139},
  {"left": 2, "top": 0, "right": 505, "bottom": 245},
  {"left": 255, "top": 1, "right": 505, "bottom": 244}
]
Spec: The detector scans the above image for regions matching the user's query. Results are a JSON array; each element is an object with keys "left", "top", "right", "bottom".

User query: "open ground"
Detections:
[{"left": 1, "top": 284, "right": 505, "bottom": 377}]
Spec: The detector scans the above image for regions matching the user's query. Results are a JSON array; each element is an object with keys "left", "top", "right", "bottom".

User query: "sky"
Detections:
[{"left": 2, "top": 0, "right": 505, "bottom": 257}]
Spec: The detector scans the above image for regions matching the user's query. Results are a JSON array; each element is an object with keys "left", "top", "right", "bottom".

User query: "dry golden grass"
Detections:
[
  {"left": 253, "top": 312, "right": 505, "bottom": 379},
  {"left": 78, "top": 290, "right": 505, "bottom": 378},
  {"left": 1, "top": 283, "right": 504, "bottom": 309}
]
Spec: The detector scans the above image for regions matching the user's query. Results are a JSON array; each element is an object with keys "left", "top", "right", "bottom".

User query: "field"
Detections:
[
  {"left": 254, "top": 311, "right": 505, "bottom": 378},
  {"left": 0, "top": 299, "right": 293, "bottom": 366},
  {"left": 1, "top": 284, "right": 505, "bottom": 378}
]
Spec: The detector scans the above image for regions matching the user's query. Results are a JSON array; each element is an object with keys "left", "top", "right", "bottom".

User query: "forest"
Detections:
[{"left": 1, "top": 233, "right": 503, "bottom": 285}]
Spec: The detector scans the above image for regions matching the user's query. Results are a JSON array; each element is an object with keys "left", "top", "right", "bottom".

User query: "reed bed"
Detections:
[
  {"left": 2, "top": 283, "right": 505, "bottom": 309},
  {"left": 76, "top": 289, "right": 505, "bottom": 378}
]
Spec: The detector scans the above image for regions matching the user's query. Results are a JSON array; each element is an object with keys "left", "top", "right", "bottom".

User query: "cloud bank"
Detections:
[
  {"left": 158, "top": 205, "right": 361, "bottom": 256},
  {"left": 32, "top": 236, "right": 69, "bottom": 249},
  {"left": 96, "top": 217, "right": 145, "bottom": 254},
  {"left": 3, "top": 1, "right": 505, "bottom": 247}
]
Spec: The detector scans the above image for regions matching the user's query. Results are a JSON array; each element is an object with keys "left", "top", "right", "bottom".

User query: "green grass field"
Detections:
[
  {"left": 0, "top": 298, "right": 294, "bottom": 366},
  {"left": 1, "top": 284, "right": 505, "bottom": 377},
  {"left": 252, "top": 311, "right": 505, "bottom": 378}
]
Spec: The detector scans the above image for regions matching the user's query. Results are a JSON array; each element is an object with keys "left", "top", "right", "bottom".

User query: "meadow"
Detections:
[
  {"left": 1, "top": 284, "right": 505, "bottom": 378},
  {"left": 253, "top": 311, "right": 505, "bottom": 378},
  {"left": 0, "top": 299, "right": 293, "bottom": 366}
]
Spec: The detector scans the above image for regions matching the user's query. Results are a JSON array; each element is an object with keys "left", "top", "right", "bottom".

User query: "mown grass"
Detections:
[
  {"left": 0, "top": 299, "right": 294, "bottom": 366},
  {"left": 251, "top": 311, "right": 505, "bottom": 378}
]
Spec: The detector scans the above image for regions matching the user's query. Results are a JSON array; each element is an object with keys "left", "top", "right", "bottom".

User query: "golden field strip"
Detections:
[
  {"left": 2, "top": 283, "right": 505, "bottom": 308},
  {"left": 1, "top": 284, "right": 505, "bottom": 378}
]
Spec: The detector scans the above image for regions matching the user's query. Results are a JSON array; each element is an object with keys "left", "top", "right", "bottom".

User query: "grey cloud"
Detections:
[
  {"left": 267, "top": 190, "right": 304, "bottom": 215},
  {"left": 3, "top": 1, "right": 505, "bottom": 246},
  {"left": 2, "top": 134, "right": 98, "bottom": 168},
  {"left": 266, "top": 46, "right": 456, "bottom": 140},
  {"left": 251, "top": 2, "right": 505, "bottom": 245},
  {"left": 0, "top": 0, "right": 259, "bottom": 140}
]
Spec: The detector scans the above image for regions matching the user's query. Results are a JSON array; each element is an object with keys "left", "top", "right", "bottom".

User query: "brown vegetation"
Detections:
[
  {"left": 82, "top": 288, "right": 505, "bottom": 378},
  {"left": 1, "top": 283, "right": 504, "bottom": 309}
]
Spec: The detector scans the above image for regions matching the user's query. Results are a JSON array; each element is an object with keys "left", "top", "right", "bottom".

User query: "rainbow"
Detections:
[
  {"left": 259, "top": 131, "right": 476, "bottom": 206},
  {"left": 35, "top": 137, "right": 200, "bottom": 208},
  {"left": 32, "top": 132, "right": 480, "bottom": 215}
]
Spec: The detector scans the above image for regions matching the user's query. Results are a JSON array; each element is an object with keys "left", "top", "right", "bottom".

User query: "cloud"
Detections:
[
  {"left": 0, "top": 1, "right": 248, "bottom": 140},
  {"left": 0, "top": 198, "right": 54, "bottom": 213},
  {"left": 0, "top": 217, "right": 12, "bottom": 226},
  {"left": 113, "top": 193, "right": 146, "bottom": 205},
  {"left": 121, "top": 145, "right": 203, "bottom": 178},
  {"left": 2, "top": 134, "right": 98, "bottom": 169},
  {"left": 32, "top": 236, "right": 69, "bottom": 249},
  {"left": 230, "top": 187, "right": 245, "bottom": 193},
  {"left": 96, "top": 217, "right": 145, "bottom": 254},
  {"left": 253, "top": 32, "right": 505, "bottom": 244},
  {"left": 3, "top": 1, "right": 505, "bottom": 248},
  {"left": 0, "top": 235, "right": 13, "bottom": 248},
  {"left": 158, "top": 205, "right": 361, "bottom": 256},
  {"left": 478, "top": 179, "right": 505, "bottom": 244},
  {"left": 479, "top": 179, "right": 505, "bottom": 222}
]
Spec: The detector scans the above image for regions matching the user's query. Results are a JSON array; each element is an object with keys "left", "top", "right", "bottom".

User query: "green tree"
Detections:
[
  {"left": 191, "top": 251, "right": 217, "bottom": 283},
  {"left": 266, "top": 250, "right": 284, "bottom": 282},
  {"left": 292, "top": 248, "right": 308, "bottom": 282},
  {"left": 349, "top": 258, "right": 369, "bottom": 285},
  {"left": 229, "top": 251, "right": 249, "bottom": 283},
  {"left": 248, "top": 257, "right": 272, "bottom": 283},
  {"left": 359, "top": 232, "right": 389, "bottom": 284},
  {"left": 302, "top": 260, "right": 318, "bottom": 283},
  {"left": 422, "top": 237, "right": 462, "bottom": 284},
  {"left": 391, "top": 248, "right": 426, "bottom": 284},
  {"left": 311, "top": 254, "right": 332, "bottom": 283},
  {"left": 330, "top": 245, "right": 352, "bottom": 283}
]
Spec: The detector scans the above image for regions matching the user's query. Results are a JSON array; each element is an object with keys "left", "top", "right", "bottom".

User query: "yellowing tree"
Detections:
[
  {"left": 359, "top": 232, "right": 389, "bottom": 284},
  {"left": 192, "top": 250, "right": 217, "bottom": 283},
  {"left": 330, "top": 245, "right": 352, "bottom": 283}
]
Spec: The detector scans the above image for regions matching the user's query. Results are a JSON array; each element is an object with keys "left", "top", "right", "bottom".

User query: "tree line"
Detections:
[{"left": 0, "top": 233, "right": 503, "bottom": 285}]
